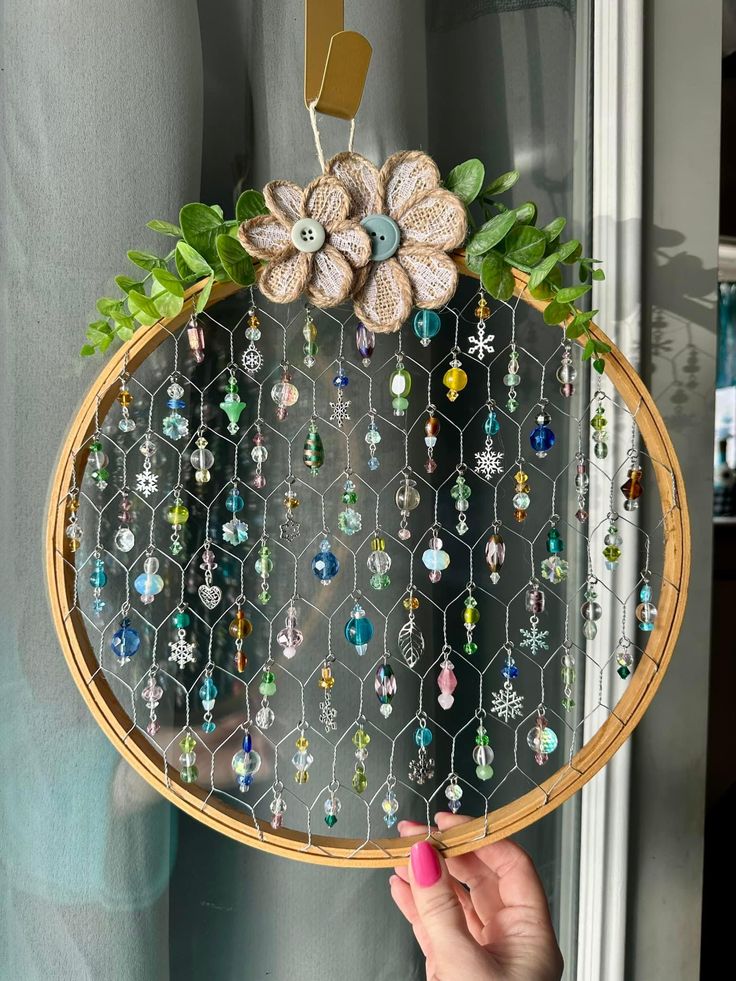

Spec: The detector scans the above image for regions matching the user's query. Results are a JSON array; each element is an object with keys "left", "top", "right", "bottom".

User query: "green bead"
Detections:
[
  {"left": 352, "top": 728, "right": 370, "bottom": 750},
  {"left": 180, "top": 766, "right": 199, "bottom": 783},
  {"left": 89, "top": 440, "right": 102, "bottom": 452},
  {"left": 562, "top": 697, "right": 576, "bottom": 712},
  {"left": 304, "top": 342, "right": 318, "bottom": 356},
  {"left": 92, "top": 468, "right": 110, "bottom": 483},
  {"left": 603, "top": 545, "right": 621, "bottom": 562},
  {"left": 341, "top": 491, "right": 358, "bottom": 505},
  {"left": 475, "top": 732, "right": 490, "bottom": 746},
  {"left": 304, "top": 425, "right": 325, "bottom": 472},
  {"left": 506, "top": 397, "right": 518, "bottom": 413},
  {"left": 255, "top": 557, "right": 273, "bottom": 575},
  {"left": 173, "top": 611, "right": 190, "bottom": 629},
  {"left": 352, "top": 770, "right": 368, "bottom": 794},
  {"left": 617, "top": 665, "right": 631, "bottom": 679},
  {"left": 475, "top": 764, "right": 494, "bottom": 781},
  {"left": 325, "top": 813, "right": 337, "bottom": 827},
  {"left": 547, "top": 528, "right": 564, "bottom": 554},
  {"left": 463, "top": 641, "right": 477, "bottom": 655},
  {"left": 451, "top": 479, "right": 471, "bottom": 501},
  {"left": 179, "top": 733, "right": 196, "bottom": 753},
  {"left": 392, "top": 396, "right": 409, "bottom": 412},
  {"left": 594, "top": 442, "right": 608, "bottom": 460},
  {"left": 370, "top": 573, "right": 391, "bottom": 590},
  {"left": 463, "top": 606, "right": 480, "bottom": 626},
  {"left": 591, "top": 410, "right": 607, "bottom": 431},
  {"left": 259, "top": 679, "right": 277, "bottom": 696},
  {"left": 258, "top": 590, "right": 271, "bottom": 605}
]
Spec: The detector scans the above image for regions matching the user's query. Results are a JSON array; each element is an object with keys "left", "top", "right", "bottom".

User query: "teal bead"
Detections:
[
  {"left": 173, "top": 611, "right": 191, "bottom": 629},
  {"left": 484, "top": 410, "right": 500, "bottom": 436},
  {"left": 413, "top": 309, "right": 441, "bottom": 344},
  {"left": 344, "top": 604, "right": 374, "bottom": 655},
  {"left": 414, "top": 726, "right": 433, "bottom": 747},
  {"left": 546, "top": 528, "right": 564, "bottom": 554},
  {"left": 226, "top": 491, "right": 244, "bottom": 513}
]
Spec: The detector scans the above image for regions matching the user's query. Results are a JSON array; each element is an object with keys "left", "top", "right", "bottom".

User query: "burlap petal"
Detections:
[
  {"left": 263, "top": 180, "right": 303, "bottom": 226},
  {"left": 353, "top": 258, "right": 412, "bottom": 334},
  {"left": 380, "top": 151, "right": 441, "bottom": 220},
  {"left": 304, "top": 245, "right": 354, "bottom": 307},
  {"left": 303, "top": 175, "right": 351, "bottom": 231},
  {"left": 238, "top": 214, "right": 290, "bottom": 260},
  {"left": 396, "top": 187, "right": 468, "bottom": 251},
  {"left": 327, "top": 220, "right": 372, "bottom": 269},
  {"left": 326, "top": 152, "right": 382, "bottom": 219},
  {"left": 258, "top": 247, "right": 312, "bottom": 304},
  {"left": 398, "top": 246, "right": 458, "bottom": 310}
]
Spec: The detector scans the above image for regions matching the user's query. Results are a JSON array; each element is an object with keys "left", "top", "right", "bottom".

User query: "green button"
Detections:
[
  {"left": 361, "top": 214, "right": 400, "bottom": 261},
  {"left": 291, "top": 217, "right": 325, "bottom": 253}
]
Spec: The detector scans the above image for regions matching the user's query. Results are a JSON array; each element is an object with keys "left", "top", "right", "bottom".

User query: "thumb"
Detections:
[{"left": 408, "top": 841, "right": 489, "bottom": 977}]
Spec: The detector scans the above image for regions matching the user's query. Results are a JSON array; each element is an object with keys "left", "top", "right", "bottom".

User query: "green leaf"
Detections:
[
  {"left": 591, "top": 267, "right": 606, "bottom": 281},
  {"left": 194, "top": 275, "right": 214, "bottom": 313},
  {"left": 464, "top": 251, "right": 484, "bottom": 275},
  {"left": 482, "top": 170, "right": 520, "bottom": 197},
  {"left": 152, "top": 287, "right": 184, "bottom": 319},
  {"left": 543, "top": 300, "right": 570, "bottom": 325},
  {"left": 85, "top": 320, "right": 112, "bottom": 344},
  {"left": 582, "top": 339, "right": 595, "bottom": 361},
  {"left": 147, "top": 219, "right": 182, "bottom": 237},
  {"left": 110, "top": 311, "right": 135, "bottom": 330},
  {"left": 236, "top": 189, "right": 268, "bottom": 222},
  {"left": 115, "top": 275, "right": 145, "bottom": 294},
  {"left": 152, "top": 268, "right": 184, "bottom": 297},
  {"left": 513, "top": 201, "right": 537, "bottom": 225},
  {"left": 542, "top": 217, "right": 566, "bottom": 242},
  {"left": 556, "top": 284, "right": 591, "bottom": 303},
  {"left": 444, "top": 159, "right": 485, "bottom": 204},
  {"left": 216, "top": 234, "right": 255, "bottom": 286},
  {"left": 593, "top": 358, "right": 605, "bottom": 374},
  {"left": 558, "top": 240, "right": 582, "bottom": 263},
  {"left": 528, "top": 253, "right": 560, "bottom": 291},
  {"left": 570, "top": 308, "right": 598, "bottom": 324},
  {"left": 176, "top": 241, "right": 213, "bottom": 277},
  {"left": 565, "top": 322, "right": 586, "bottom": 339},
  {"left": 97, "top": 335, "right": 112, "bottom": 352},
  {"left": 127, "top": 290, "right": 161, "bottom": 325},
  {"left": 481, "top": 251, "right": 515, "bottom": 300},
  {"left": 466, "top": 211, "right": 517, "bottom": 256},
  {"left": 96, "top": 297, "right": 124, "bottom": 317},
  {"left": 115, "top": 324, "right": 135, "bottom": 341},
  {"left": 504, "top": 225, "right": 547, "bottom": 267},
  {"left": 209, "top": 204, "right": 225, "bottom": 219},
  {"left": 179, "top": 203, "right": 225, "bottom": 262},
  {"left": 593, "top": 339, "right": 612, "bottom": 354},
  {"left": 127, "top": 249, "right": 165, "bottom": 271},
  {"left": 80, "top": 343, "right": 96, "bottom": 357}
]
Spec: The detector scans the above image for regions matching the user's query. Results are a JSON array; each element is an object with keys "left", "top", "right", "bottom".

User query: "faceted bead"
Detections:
[
  {"left": 414, "top": 726, "right": 433, "bottom": 747},
  {"left": 180, "top": 766, "right": 199, "bottom": 783},
  {"left": 547, "top": 528, "right": 564, "bottom": 554},
  {"left": 259, "top": 671, "right": 277, "bottom": 697},
  {"left": 312, "top": 540, "right": 339, "bottom": 583},
  {"left": 111, "top": 619, "right": 140, "bottom": 661},
  {"left": 525, "top": 587, "right": 545, "bottom": 614},
  {"left": 114, "top": 527, "right": 135, "bottom": 552},
  {"left": 527, "top": 725, "right": 558, "bottom": 755},
  {"left": 356, "top": 323, "right": 375, "bottom": 364},
  {"left": 485, "top": 533, "right": 505, "bottom": 583},
  {"left": 375, "top": 663, "right": 397, "bottom": 707},
  {"left": 352, "top": 728, "right": 371, "bottom": 750},
  {"left": 231, "top": 749, "right": 262, "bottom": 780},
  {"left": 352, "top": 769, "right": 368, "bottom": 793},
  {"left": 179, "top": 732, "right": 196, "bottom": 753},
  {"left": 437, "top": 662, "right": 457, "bottom": 710},
  {"left": 255, "top": 706, "right": 275, "bottom": 729}
]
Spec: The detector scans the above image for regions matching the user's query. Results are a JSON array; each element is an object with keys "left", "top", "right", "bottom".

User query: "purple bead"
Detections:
[{"left": 355, "top": 323, "right": 375, "bottom": 361}]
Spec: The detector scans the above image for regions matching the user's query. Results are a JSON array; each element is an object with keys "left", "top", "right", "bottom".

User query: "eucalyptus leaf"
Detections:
[
  {"left": 216, "top": 234, "right": 255, "bottom": 286},
  {"left": 115, "top": 275, "right": 145, "bottom": 294},
  {"left": 152, "top": 268, "right": 184, "bottom": 297},
  {"left": 176, "top": 241, "right": 213, "bottom": 277},
  {"left": 194, "top": 275, "right": 214, "bottom": 313},
  {"left": 556, "top": 284, "right": 591, "bottom": 303},
  {"left": 482, "top": 170, "right": 520, "bottom": 197},
  {"left": 147, "top": 219, "right": 182, "bottom": 237},
  {"left": 127, "top": 250, "right": 165, "bottom": 271},
  {"left": 528, "top": 254, "right": 559, "bottom": 291},
  {"left": 543, "top": 300, "right": 570, "bottom": 325},
  {"left": 481, "top": 251, "right": 515, "bottom": 300},
  {"left": 96, "top": 297, "right": 124, "bottom": 317},
  {"left": 504, "top": 225, "right": 546, "bottom": 267},
  {"left": 127, "top": 290, "right": 161, "bottom": 324},
  {"left": 152, "top": 287, "right": 184, "bottom": 319},
  {"left": 236, "top": 189, "right": 268, "bottom": 222},
  {"left": 514, "top": 202, "right": 537, "bottom": 225},
  {"left": 80, "top": 344, "right": 96, "bottom": 357},
  {"left": 466, "top": 211, "right": 517, "bottom": 256},
  {"left": 444, "top": 159, "right": 485, "bottom": 204}
]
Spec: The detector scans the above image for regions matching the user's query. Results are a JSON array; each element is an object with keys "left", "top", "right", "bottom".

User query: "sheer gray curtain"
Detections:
[{"left": 1, "top": 2, "right": 582, "bottom": 978}]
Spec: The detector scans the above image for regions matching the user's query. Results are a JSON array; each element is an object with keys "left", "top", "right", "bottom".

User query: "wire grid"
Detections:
[{"left": 54, "top": 280, "right": 675, "bottom": 857}]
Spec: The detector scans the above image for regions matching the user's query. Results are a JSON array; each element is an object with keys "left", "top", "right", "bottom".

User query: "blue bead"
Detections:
[
  {"left": 530, "top": 425, "right": 556, "bottom": 454},
  {"left": 167, "top": 398, "right": 186, "bottom": 410},
  {"left": 412, "top": 309, "right": 442, "bottom": 342},
  {"left": 242, "top": 732, "right": 252, "bottom": 752},
  {"left": 226, "top": 492, "right": 244, "bottom": 513},
  {"left": 312, "top": 546, "right": 339, "bottom": 582},
  {"left": 367, "top": 457, "right": 380, "bottom": 470},
  {"left": 414, "top": 726, "right": 433, "bottom": 747},
  {"left": 111, "top": 619, "right": 141, "bottom": 660},
  {"left": 640, "top": 584, "right": 652, "bottom": 602},
  {"left": 502, "top": 663, "right": 519, "bottom": 679},
  {"left": 200, "top": 677, "right": 218, "bottom": 700},
  {"left": 201, "top": 720, "right": 216, "bottom": 733},
  {"left": 332, "top": 373, "right": 349, "bottom": 388},
  {"left": 345, "top": 605, "right": 374, "bottom": 654},
  {"left": 484, "top": 411, "right": 500, "bottom": 437}
]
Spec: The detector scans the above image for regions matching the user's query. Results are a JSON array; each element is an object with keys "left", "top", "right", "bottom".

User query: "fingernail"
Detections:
[{"left": 410, "top": 841, "right": 441, "bottom": 887}]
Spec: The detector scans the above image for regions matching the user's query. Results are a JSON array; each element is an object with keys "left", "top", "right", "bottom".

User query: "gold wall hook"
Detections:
[{"left": 304, "top": 0, "right": 372, "bottom": 120}]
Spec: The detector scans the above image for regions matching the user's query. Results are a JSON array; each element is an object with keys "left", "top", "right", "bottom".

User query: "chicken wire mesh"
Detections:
[{"left": 53, "top": 278, "right": 672, "bottom": 858}]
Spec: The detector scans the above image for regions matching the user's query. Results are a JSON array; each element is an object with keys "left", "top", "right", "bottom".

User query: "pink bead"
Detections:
[
  {"left": 146, "top": 719, "right": 161, "bottom": 736},
  {"left": 253, "top": 433, "right": 264, "bottom": 444},
  {"left": 575, "top": 508, "right": 588, "bottom": 523},
  {"left": 252, "top": 475, "right": 266, "bottom": 489},
  {"left": 561, "top": 383, "right": 574, "bottom": 398},
  {"left": 271, "top": 813, "right": 284, "bottom": 830},
  {"left": 398, "top": 528, "right": 411, "bottom": 541},
  {"left": 438, "top": 665, "right": 457, "bottom": 694},
  {"left": 425, "top": 458, "right": 437, "bottom": 474},
  {"left": 428, "top": 570, "right": 441, "bottom": 583}
]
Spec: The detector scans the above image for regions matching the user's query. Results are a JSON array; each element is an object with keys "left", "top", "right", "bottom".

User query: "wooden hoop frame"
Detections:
[{"left": 45, "top": 260, "right": 690, "bottom": 867}]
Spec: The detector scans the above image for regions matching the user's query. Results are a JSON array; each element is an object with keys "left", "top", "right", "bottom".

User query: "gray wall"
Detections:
[{"left": 626, "top": 1, "right": 721, "bottom": 978}]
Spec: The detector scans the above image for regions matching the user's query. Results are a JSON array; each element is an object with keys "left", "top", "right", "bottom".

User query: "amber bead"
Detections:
[
  {"left": 475, "top": 297, "right": 490, "bottom": 319},
  {"left": 621, "top": 468, "right": 643, "bottom": 501},
  {"left": 284, "top": 495, "right": 300, "bottom": 510},
  {"left": 248, "top": 313, "right": 260, "bottom": 329},
  {"left": 514, "top": 508, "right": 527, "bottom": 523},
  {"left": 117, "top": 388, "right": 132, "bottom": 408},
  {"left": 235, "top": 650, "right": 248, "bottom": 673},
  {"left": 318, "top": 666, "right": 335, "bottom": 690},
  {"left": 424, "top": 415, "right": 440, "bottom": 437},
  {"left": 229, "top": 610, "right": 253, "bottom": 640},
  {"left": 403, "top": 595, "right": 420, "bottom": 611}
]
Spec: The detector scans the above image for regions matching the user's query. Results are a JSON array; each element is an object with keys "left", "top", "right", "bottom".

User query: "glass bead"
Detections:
[
  {"left": 352, "top": 769, "right": 368, "bottom": 793},
  {"left": 344, "top": 604, "right": 374, "bottom": 655},
  {"left": 443, "top": 365, "right": 468, "bottom": 400},
  {"left": 476, "top": 764, "right": 494, "bottom": 781},
  {"left": 226, "top": 491, "right": 244, "bottom": 513},
  {"left": 179, "top": 732, "right": 196, "bottom": 753},
  {"left": 413, "top": 309, "right": 442, "bottom": 345},
  {"left": 114, "top": 527, "right": 135, "bottom": 552},
  {"left": 389, "top": 366, "right": 412, "bottom": 399},
  {"left": 166, "top": 502, "right": 189, "bottom": 526},
  {"left": 547, "top": 528, "right": 564, "bottom": 554},
  {"left": 352, "top": 729, "right": 371, "bottom": 750},
  {"left": 367, "top": 550, "right": 391, "bottom": 575},
  {"left": 271, "top": 379, "right": 299, "bottom": 409},
  {"left": 527, "top": 726, "right": 558, "bottom": 754},
  {"left": 199, "top": 677, "right": 218, "bottom": 710},
  {"left": 312, "top": 541, "right": 339, "bottom": 583},
  {"left": 525, "top": 587, "right": 545, "bottom": 614},
  {"left": 251, "top": 444, "right": 268, "bottom": 464},
  {"left": 445, "top": 782, "right": 463, "bottom": 802},
  {"left": 258, "top": 672, "right": 277, "bottom": 697},
  {"left": 581, "top": 600, "right": 602, "bottom": 621},
  {"left": 414, "top": 726, "right": 433, "bottom": 747},
  {"left": 473, "top": 744, "right": 494, "bottom": 767},
  {"left": 636, "top": 601, "right": 657, "bottom": 631},
  {"left": 356, "top": 323, "right": 375, "bottom": 364},
  {"left": 512, "top": 492, "right": 530, "bottom": 510},
  {"left": 375, "top": 663, "right": 397, "bottom": 705},
  {"left": 111, "top": 619, "right": 140, "bottom": 661},
  {"left": 541, "top": 556, "right": 568, "bottom": 583},
  {"left": 484, "top": 410, "right": 500, "bottom": 436},
  {"left": 396, "top": 480, "right": 420, "bottom": 512},
  {"left": 232, "top": 749, "right": 262, "bottom": 779},
  {"left": 255, "top": 706, "right": 275, "bottom": 729},
  {"left": 422, "top": 544, "right": 450, "bottom": 572},
  {"left": 530, "top": 425, "right": 556, "bottom": 457}
]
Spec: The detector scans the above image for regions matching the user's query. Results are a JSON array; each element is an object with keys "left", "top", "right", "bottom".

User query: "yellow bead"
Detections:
[
  {"left": 69, "top": 539, "right": 81, "bottom": 553},
  {"left": 295, "top": 736, "right": 309, "bottom": 751},
  {"left": 475, "top": 298, "right": 490, "bottom": 319},
  {"left": 248, "top": 313, "right": 260, "bottom": 329},
  {"left": 318, "top": 667, "right": 335, "bottom": 690},
  {"left": 371, "top": 536, "right": 386, "bottom": 551},
  {"left": 443, "top": 366, "right": 468, "bottom": 398},
  {"left": 403, "top": 596, "right": 420, "bottom": 611},
  {"left": 284, "top": 495, "right": 300, "bottom": 510},
  {"left": 117, "top": 389, "right": 132, "bottom": 407},
  {"left": 295, "top": 770, "right": 309, "bottom": 784}
]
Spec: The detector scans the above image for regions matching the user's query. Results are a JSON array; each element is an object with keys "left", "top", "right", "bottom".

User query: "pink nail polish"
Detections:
[{"left": 410, "top": 841, "right": 441, "bottom": 887}]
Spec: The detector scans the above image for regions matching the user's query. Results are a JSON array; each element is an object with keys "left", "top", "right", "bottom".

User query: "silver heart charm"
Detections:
[{"left": 198, "top": 584, "right": 222, "bottom": 609}]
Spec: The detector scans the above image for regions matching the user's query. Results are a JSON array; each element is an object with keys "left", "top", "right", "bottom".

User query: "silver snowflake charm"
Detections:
[
  {"left": 467, "top": 323, "right": 495, "bottom": 360},
  {"left": 279, "top": 515, "right": 301, "bottom": 542},
  {"left": 329, "top": 397, "right": 351, "bottom": 428},
  {"left": 135, "top": 470, "right": 159, "bottom": 497},
  {"left": 319, "top": 692, "right": 337, "bottom": 733},
  {"left": 474, "top": 442, "right": 504, "bottom": 479},
  {"left": 168, "top": 633, "right": 196, "bottom": 669},
  {"left": 490, "top": 682, "right": 524, "bottom": 722},
  {"left": 519, "top": 624, "right": 550, "bottom": 655},
  {"left": 408, "top": 748, "right": 435, "bottom": 786},
  {"left": 241, "top": 344, "right": 263, "bottom": 374}
]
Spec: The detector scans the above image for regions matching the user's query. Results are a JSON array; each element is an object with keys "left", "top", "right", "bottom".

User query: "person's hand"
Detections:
[{"left": 389, "top": 813, "right": 563, "bottom": 981}]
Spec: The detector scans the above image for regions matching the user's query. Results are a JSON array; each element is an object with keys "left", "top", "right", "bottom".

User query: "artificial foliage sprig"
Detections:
[
  {"left": 81, "top": 191, "right": 266, "bottom": 356},
  {"left": 444, "top": 159, "right": 610, "bottom": 373}
]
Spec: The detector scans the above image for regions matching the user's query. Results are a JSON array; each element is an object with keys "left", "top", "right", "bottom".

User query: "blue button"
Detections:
[{"left": 361, "top": 214, "right": 401, "bottom": 261}]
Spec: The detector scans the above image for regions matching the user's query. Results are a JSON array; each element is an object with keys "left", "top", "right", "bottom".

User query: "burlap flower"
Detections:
[
  {"left": 326, "top": 150, "right": 468, "bottom": 333},
  {"left": 238, "top": 176, "right": 371, "bottom": 308}
]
